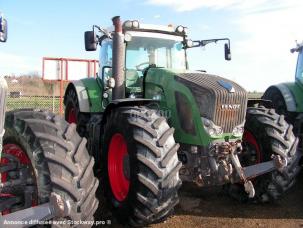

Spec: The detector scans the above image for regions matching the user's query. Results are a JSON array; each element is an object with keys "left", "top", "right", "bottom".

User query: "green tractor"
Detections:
[
  {"left": 65, "top": 16, "right": 301, "bottom": 226},
  {"left": 263, "top": 42, "right": 303, "bottom": 145}
]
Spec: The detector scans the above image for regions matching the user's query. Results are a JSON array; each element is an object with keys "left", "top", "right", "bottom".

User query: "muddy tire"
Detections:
[
  {"left": 64, "top": 88, "right": 90, "bottom": 137},
  {"left": 227, "top": 105, "right": 301, "bottom": 202},
  {"left": 101, "top": 106, "right": 182, "bottom": 226},
  {"left": 1, "top": 109, "right": 99, "bottom": 225}
]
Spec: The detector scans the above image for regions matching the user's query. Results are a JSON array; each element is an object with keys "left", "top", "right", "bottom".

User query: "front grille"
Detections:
[{"left": 176, "top": 72, "right": 247, "bottom": 133}]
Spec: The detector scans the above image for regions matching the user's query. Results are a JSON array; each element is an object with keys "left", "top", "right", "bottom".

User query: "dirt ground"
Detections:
[{"left": 96, "top": 171, "right": 303, "bottom": 228}]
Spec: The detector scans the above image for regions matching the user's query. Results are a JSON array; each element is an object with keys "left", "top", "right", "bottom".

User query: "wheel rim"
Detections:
[
  {"left": 108, "top": 133, "right": 130, "bottom": 202},
  {"left": 242, "top": 130, "right": 262, "bottom": 165},
  {"left": 67, "top": 106, "right": 77, "bottom": 124},
  {"left": 1, "top": 144, "right": 37, "bottom": 214}
]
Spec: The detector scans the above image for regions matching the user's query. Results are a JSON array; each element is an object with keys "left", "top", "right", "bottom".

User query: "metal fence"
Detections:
[{"left": 5, "top": 76, "right": 69, "bottom": 115}]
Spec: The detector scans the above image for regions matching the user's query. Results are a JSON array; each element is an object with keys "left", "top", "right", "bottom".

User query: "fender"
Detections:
[
  {"left": 64, "top": 78, "right": 103, "bottom": 113},
  {"left": 269, "top": 83, "right": 297, "bottom": 112},
  {"left": 102, "top": 98, "right": 157, "bottom": 123}
]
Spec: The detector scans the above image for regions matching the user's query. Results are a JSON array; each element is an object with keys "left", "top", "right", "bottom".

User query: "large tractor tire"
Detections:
[
  {"left": 101, "top": 106, "right": 182, "bottom": 226},
  {"left": 227, "top": 105, "right": 301, "bottom": 202},
  {"left": 64, "top": 88, "right": 90, "bottom": 137},
  {"left": 0, "top": 109, "right": 99, "bottom": 225}
]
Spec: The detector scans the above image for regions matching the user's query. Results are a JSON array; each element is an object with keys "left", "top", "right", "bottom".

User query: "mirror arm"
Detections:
[
  {"left": 199, "top": 38, "right": 230, "bottom": 47},
  {"left": 187, "top": 38, "right": 231, "bottom": 48}
]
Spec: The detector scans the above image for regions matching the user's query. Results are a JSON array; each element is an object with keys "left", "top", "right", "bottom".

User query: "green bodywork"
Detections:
[
  {"left": 81, "top": 77, "right": 105, "bottom": 112},
  {"left": 145, "top": 68, "right": 241, "bottom": 146},
  {"left": 282, "top": 49, "right": 303, "bottom": 113},
  {"left": 283, "top": 81, "right": 303, "bottom": 112},
  {"left": 80, "top": 68, "right": 241, "bottom": 147}
]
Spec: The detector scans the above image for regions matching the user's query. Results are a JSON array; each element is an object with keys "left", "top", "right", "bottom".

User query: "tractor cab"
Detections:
[
  {"left": 97, "top": 22, "right": 188, "bottom": 98},
  {"left": 124, "top": 31, "right": 186, "bottom": 97},
  {"left": 294, "top": 43, "right": 303, "bottom": 86},
  {"left": 85, "top": 18, "right": 231, "bottom": 100}
]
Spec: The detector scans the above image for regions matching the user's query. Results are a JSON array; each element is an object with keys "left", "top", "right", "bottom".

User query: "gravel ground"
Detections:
[{"left": 96, "top": 171, "right": 303, "bottom": 228}]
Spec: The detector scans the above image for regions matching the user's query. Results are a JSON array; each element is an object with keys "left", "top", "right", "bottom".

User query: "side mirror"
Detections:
[
  {"left": 0, "top": 17, "right": 7, "bottom": 42},
  {"left": 84, "top": 31, "right": 97, "bottom": 51},
  {"left": 224, "top": 43, "right": 231, "bottom": 61}
]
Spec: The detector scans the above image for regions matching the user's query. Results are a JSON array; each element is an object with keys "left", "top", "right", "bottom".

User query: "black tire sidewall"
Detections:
[
  {"left": 244, "top": 114, "right": 271, "bottom": 161},
  {"left": 3, "top": 121, "right": 51, "bottom": 205}
]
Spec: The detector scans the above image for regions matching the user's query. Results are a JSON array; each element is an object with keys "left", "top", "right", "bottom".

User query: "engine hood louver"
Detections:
[{"left": 175, "top": 72, "right": 248, "bottom": 133}]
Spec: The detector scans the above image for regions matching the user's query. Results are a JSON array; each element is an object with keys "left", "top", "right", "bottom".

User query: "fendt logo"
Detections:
[{"left": 221, "top": 104, "right": 241, "bottom": 110}]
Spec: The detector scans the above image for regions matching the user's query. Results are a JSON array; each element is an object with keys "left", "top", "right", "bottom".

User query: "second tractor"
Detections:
[{"left": 263, "top": 42, "right": 303, "bottom": 147}]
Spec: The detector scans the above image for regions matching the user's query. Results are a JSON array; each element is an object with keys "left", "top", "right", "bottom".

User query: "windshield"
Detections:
[
  {"left": 126, "top": 32, "right": 186, "bottom": 75},
  {"left": 295, "top": 50, "right": 303, "bottom": 83}
]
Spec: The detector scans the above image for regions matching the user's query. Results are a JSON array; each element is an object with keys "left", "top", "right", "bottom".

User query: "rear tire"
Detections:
[
  {"left": 227, "top": 105, "right": 301, "bottom": 202},
  {"left": 101, "top": 106, "right": 182, "bottom": 226},
  {"left": 1, "top": 109, "right": 99, "bottom": 225}
]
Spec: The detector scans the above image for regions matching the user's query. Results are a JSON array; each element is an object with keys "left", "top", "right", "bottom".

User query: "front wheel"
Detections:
[
  {"left": 101, "top": 106, "right": 182, "bottom": 226},
  {"left": 227, "top": 105, "right": 301, "bottom": 202}
]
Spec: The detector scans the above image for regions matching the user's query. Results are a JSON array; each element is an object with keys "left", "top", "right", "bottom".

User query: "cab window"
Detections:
[
  {"left": 295, "top": 51, "right": 303, "bottom": 83},
  {"left": 99, "top": 39, "right": 113, "bottom": 81}
]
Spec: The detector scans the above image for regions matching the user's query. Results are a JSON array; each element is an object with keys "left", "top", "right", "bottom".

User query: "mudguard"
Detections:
[
  {"left": 267, "top": 82, "right": 303, "bottom": 112},
  {"left": 64, "top": 78, "right": 103, "bottom": 113}
]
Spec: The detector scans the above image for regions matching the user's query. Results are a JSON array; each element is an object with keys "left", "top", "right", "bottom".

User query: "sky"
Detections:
[{"left": 1, "top": 0, "right": 303, "bottom": 91}]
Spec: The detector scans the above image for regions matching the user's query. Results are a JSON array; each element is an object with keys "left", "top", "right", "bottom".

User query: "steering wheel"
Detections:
[{"left": 135, "top": 62, "right": 150, "bottom": 71}]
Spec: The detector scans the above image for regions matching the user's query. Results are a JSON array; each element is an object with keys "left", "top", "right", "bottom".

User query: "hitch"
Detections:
[
  {"left": 228, "top": 142, "right": 287, "bottom": 198},
  {"left": 231, "top": 153, "right": 287, "bottom": 198},
  {"left": 0, "top": 193, "right": 70, "bottom": 227}
]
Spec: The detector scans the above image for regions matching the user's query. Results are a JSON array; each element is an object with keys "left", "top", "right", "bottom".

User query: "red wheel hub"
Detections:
[
  {"left": 243, "top": 130, "right": 262, "bottom": 164},
  {"left": 67, "top": 107, "right": 77, "bottom": 124},
  {"left": 108, "top": 133, "right": 130, "bottom": 202},
  {"left": 1, "top": 144, "right": 37, "bottom": 214}
]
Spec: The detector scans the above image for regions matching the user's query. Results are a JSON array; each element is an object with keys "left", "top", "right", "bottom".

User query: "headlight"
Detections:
[
  {"left": 175, "top": 25, "right": 188, "bottom": 34},
  {"left": 123, "top": 20, "right": 133, "bottom": 28},
  {"left": 176, "top": 25, "right": 184, "bottom": 33},
  {"left": 201, "top": 117, "right": 223, "bottom": 137},
  {"left": 123, "top": 20, "right": 140, "bottom": 29},
  {"left": 232, "top": 123, "right": 244, "bottom": 137},
  {"left": 132, "top": 20, "right": 139, "bottom": 28}
]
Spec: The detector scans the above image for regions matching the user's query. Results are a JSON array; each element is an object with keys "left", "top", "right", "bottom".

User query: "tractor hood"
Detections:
[{"left": 174, "top": 70, "right": 248, "bottom": 133}]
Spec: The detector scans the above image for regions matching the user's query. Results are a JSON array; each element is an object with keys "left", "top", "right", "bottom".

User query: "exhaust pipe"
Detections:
[{"left": 112, "top": 16, "right": 125, "bottom": 100}]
